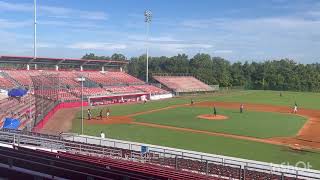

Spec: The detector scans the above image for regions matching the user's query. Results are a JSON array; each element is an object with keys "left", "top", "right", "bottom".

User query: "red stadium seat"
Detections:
[{"left": 154, "top": 76, "right": 214, "bottom": 92}]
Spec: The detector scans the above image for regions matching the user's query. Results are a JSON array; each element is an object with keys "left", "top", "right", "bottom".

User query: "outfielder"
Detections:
[{"left": 293, "top": 103, "right": 298, "bottom": 114}]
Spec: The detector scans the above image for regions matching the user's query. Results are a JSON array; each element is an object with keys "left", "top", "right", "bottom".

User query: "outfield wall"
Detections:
[{"left": 150, "top": 93, "right": 173, "bottom": 100}]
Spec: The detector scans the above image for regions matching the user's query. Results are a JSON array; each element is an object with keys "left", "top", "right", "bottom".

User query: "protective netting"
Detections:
[{"left": 31, "top": 74, "right": 63, "bottom": 127}]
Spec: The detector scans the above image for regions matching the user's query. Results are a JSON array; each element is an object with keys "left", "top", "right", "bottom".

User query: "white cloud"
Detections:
[
  {"left": 40, "top": 5, "right": 108, "bottom": 20},
  {"left": 214, "top": 50, "right": 233, "bottom": 54},
  {"left": 178, "top": 13, "right": 320, "bottom": 62},
  {"left": 40, "top": 20, "right": 104, "bottom": 29},
  {"left": 67, "top": 42, "right": 127, "bottom": 51},
  {"left": 146, "top": 42, "right": 213, "bottom": 55},
  {"left": 0, "top": 1, "right": 29, "bottom": 12},
  {"left": 38, "top": 43, "right": 55, "bottom": 48},
  {"left": 24, "top": 43, "right": 56, "bottom": 49},
  {"left": 0, "top": 1, "right": 108, "bottom": 21},
  {"left": 127, "top": 35, "right": 213, "bottom": 54},
  {"left": 129, "top": 35, "right": 212, "bottom": 46},
  {"left": 181, "top": 15, "right": 320, "bottom": 32},
  {"left": 0, "top": 18, "right": 31, "bottom": 28}
]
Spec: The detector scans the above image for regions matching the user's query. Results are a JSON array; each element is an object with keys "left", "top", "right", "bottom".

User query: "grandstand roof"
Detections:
[{"left": 0, "top": 55, "right": 128, "bottom": 67}]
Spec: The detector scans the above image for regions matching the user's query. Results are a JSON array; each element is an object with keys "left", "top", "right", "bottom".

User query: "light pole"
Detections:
[
  {"left": 81, "top": 75, "right": 84, "bottom": 134},
  {"left": 144, "top": 10, "right": 152, "bottom": 83},
  {"left": 34, "top": 0, "right": 37, "bottom": 60}
]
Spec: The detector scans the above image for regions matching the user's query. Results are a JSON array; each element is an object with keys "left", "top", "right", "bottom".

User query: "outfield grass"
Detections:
[
  {"left": 210, "top": 90, "right": 320, "bottom": 110},
  {"left": 77, "top": 90, "right": 248, "bottom": 118},
  {"left": 133, "top": 106, "right": 306, "bottom": 138},
  {"left": 86, "top": 90, "right": 320, "bottom": 117},
  {"left": 72, "top": 121, "right": 320, "bottom": 170}
]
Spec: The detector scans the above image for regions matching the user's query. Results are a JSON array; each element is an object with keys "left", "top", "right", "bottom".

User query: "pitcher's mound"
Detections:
[{"left": 197, "top": 114, "right": 229, "bottom": 120}]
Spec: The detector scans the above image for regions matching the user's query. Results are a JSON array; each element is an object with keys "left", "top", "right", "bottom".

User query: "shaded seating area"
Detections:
[{"left": 0, "top": 145, "right": 217, "bottom": 180}]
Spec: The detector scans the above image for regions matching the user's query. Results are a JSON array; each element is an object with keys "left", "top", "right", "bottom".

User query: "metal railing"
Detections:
[
  {"left": 0, "top": 130, "right": 320, "bottom": 180},
  {"left": 62, "top": 133, "right": 320, "bottom": 180}
]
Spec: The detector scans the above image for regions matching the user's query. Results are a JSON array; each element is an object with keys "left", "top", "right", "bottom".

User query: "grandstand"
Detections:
[
  {"left": 0, "top": 74, "right": 14, "bottom": 89},
  {"left": 153, "top": 74, "right": 218, "bottom": 94},
  {"left": 0, "top": 129, "right": 319, "bottom": 179},
  {"left": 0, "top": 55, "right": 171, "bottom": 131}
]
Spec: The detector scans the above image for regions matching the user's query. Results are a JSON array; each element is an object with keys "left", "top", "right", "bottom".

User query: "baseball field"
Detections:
[{"left": 69, "top": 90, "right": 320, "bottom": 170}]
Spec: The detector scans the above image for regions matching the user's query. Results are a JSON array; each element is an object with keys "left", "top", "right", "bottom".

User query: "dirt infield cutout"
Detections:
[{"left": 197, "top": 114, "right": 229, "bottom": 120}]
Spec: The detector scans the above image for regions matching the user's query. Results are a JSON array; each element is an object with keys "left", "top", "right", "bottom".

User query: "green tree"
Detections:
[{"left": 111, "top": 53, "right": 126, "bottom": 61}]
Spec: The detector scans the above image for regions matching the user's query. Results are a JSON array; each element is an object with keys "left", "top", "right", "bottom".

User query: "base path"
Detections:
[{"left": 86, "top": 116, "right": 133, "bottom": 125}]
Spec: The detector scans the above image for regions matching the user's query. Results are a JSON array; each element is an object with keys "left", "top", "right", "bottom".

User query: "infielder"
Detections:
[{"left": 106, "top": 108, "right": 110, "bottom": 119}]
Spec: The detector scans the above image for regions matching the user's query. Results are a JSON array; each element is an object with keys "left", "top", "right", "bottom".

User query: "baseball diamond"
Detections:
[{"left": 2, "top": 1, "right": 320, "bottom": 179}]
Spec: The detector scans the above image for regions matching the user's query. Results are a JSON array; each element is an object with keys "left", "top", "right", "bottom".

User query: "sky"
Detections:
[{"left": 0, "top": 0, "right": 320, "bottom": 63}]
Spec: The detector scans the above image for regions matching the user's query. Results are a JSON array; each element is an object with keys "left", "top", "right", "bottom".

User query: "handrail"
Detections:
[
  {"left": 0, "top": 130, "right": 319, "bottom": 179},
  {"left": 63, "top": 133, "right": 320, "bottom": 179}
]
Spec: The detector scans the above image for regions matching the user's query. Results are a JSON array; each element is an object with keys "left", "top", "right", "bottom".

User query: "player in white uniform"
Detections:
[
  {"left": 293, "top": 105, "right": 298, "bottom": 114},
  {"left": 106, "top": 108, "right": 110, "bottom": 119},
  {"left": 100, "top": 131, "right": 105, "bottom": 138}
]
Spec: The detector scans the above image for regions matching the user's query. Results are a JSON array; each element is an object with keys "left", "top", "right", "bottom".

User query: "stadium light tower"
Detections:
[
  {"left": 34, "top": 0, "right": 37, "bottom": 60},
  {"left": 81, "top": 76, "right": 85, "bottom": 135},
  {"left": 144, "top": 10, "right": 152, "bottom": 83}
]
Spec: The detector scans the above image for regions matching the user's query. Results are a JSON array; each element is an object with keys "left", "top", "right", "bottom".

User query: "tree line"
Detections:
[{"left": 82, "top": 53, "right": 320, "bottom": 92}]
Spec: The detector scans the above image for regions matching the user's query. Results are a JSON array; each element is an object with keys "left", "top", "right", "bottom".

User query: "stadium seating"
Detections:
[
  {"left": 4, "top": 70, "right": 40, "bottom": 86},
  {"left": 57, "top": 71, "right": 81, "bottom": 86},
  {"left": 0, "top": 76, "right": 14, "bottom": 89},
  {"left": 108, "top": 71, "right": 144, "bottom": 85},
  {"left": 81, "top": 71, "right": 119, "bottom": 85},
  {"left": 0, "top": 69, "right": 171, "bottom": 131},
  {"left": 105, "top": 86, "right": 141, "bottom": 94},
  {"left": 72, "top": 87, "right": 109, "bottom": 97},
  {"left": 1, "top": 69, "right": 168, "bottom": 96},
  {"left": 0, "top": 130, "right": 314, "bottom": 180},
  {"left": 0, "top": 144, "right": 217, "bottom": 180},
  {"left": 0, "top": 146, "right": 154, "bottom": 180},
  {"left": 34, "top": 89, "right": 79, "bottom": 101},
  {"left": 81, "top": 71, "right": 144, "bottom": 86},
  {"left": 154, "top": 76, "right": 214, "bottom": 92},
  {"left": 0, "top": 95, "right": 35, "bottom": 129},
  {"left": 132, "top": 85, "right": 168, "bottom": 94}
]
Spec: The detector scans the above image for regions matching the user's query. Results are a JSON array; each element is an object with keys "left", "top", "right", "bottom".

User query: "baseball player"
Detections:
[
  {"left": 106, "top": 108, "right": 110, "bottom": 119},
  {"left": 240, "top": 104, "right": 244, "bottom": 113},
  {"left": 99, "top": 109, "right": 103, "bottom": 120},
  {"left": 100, "top": 131, "right": 105, "bottom": 138},
  {"left": 213, "top": 106, "right": 217, "bottom": 117},
  {"left": 293, "top": 103, "right": 298, "bottom": 114},
  {"left": 87, "top": 109, "right": 92, "bottom": 120}
]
